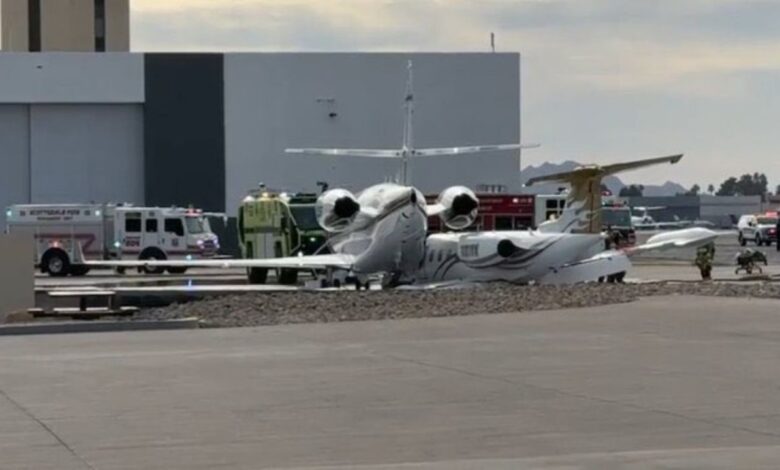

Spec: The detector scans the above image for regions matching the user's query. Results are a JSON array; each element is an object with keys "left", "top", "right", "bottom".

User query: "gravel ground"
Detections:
[{"left": 136, "top": 282, "right": 780, "bottom": 328}]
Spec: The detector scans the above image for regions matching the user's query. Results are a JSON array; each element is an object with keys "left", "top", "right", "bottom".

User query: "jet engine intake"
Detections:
[
  {"left": 437, "top": 186, "right": 479, "bottom": 230},
  {"left": 316, "top": 189, "right": 361, "bottom": 232},
  {"left": 497, "top": 239, "right": 521, "bottom": 258}
]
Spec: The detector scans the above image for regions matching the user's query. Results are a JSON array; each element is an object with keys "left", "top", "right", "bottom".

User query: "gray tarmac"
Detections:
[{"left": 3, "top": 295, "right": 780, "bottom": 469}]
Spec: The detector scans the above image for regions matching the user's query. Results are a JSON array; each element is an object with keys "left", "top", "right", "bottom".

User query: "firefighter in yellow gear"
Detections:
[{"left": 695, "top": 242, "right": 715, "bottom": 281}]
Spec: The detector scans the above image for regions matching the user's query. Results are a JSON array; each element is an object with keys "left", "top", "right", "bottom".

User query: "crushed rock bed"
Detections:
[{"left": 135, "top": 283, "right": 780, "bottom": 329}]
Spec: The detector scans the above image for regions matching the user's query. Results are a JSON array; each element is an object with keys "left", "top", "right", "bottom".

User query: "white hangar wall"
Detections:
[
  {"left": 0, "top": 53, "right": 145, "bottom": 228},
  {"left": 0, "top": 52, "right": 522, "bottom": 230},
  {"left": 224, "top": 53, "right": 521, "bottom": 214}
]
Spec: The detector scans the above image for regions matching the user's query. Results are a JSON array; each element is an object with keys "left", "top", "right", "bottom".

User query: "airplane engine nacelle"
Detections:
[
  {"left": 437, "top": 186, "right": 479, "bottom": 230},
  {"left": 316, "top": 189, "right": 361, "bottom": 233}
]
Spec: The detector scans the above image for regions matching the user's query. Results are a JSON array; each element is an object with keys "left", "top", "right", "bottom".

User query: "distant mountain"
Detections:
[{"left": 520, "top": 161, "right": 687, "bottom": 196}]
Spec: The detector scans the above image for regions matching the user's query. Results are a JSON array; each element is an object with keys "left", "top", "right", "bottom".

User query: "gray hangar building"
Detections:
[{"left": 0, "top": 52, "right": 522, "bottom": 252}]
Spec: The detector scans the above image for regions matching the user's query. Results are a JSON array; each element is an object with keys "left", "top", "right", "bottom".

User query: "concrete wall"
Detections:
[
  {"left": 41, "top": 0, "right": 94, "bottom": 51},
  {"left": 0, "top": 234, "right": 34, "bottom": 321},
  {"left": 1, "top": 0, "right": 129, "bottom": 52},
  {"left": 224, "top": 53, "right": 521, "bottom": 214},
  {"left": 0, "top": 105, "right": 31, "bottom": 228},
  {"left": 105, "top": 0, "right": 129, "bottom": 52},
  {"left": 0, "top": 53, "right": 143, "bottom": 103},
  {"left": 1, "top": 0, "right": 29, "bottom": 51}
]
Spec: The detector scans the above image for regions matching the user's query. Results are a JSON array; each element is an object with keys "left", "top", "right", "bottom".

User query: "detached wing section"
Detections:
[
  {"left": 625, "top": 228, "right": 719, "bottom": 255},
  {"left": 79, "top": 253, "right": 356, "bottom": 271},
  {"left": 286, "top": 148, "right": 400, "bottom": 158}
]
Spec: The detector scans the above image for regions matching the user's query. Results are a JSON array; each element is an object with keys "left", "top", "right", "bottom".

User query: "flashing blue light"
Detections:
[
  {"left": 186, "top": 255, "right": 193, "bottom": 261},
  {"left": 5, "top": 210, "right": 11, "bottom": 218},
  {"left": 114, "top": 241, "right": 121, "bottom": 248},
  {"left": 95, "top": 210, "right": 101, "bottom": 217}
]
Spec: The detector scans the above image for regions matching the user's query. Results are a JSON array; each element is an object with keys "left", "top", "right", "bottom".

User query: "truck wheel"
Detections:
[
  {"left": 69, "top": 265, "right": 91, "bottom": 276},
  {"left": 739, "top": 234, "right": 746, "bottom": 246},
  {"left": 167, "top": 267, "right": 188, "bottom": 274},
  {"left": 278, "top": 268, "right": 298, "bottom": 285},
  {"left": 755, "top": 234, "right": 762, "bottom": 246},
  {"left": 139, "top": 249, "right": 166, "bottom": 275},
  {"left": 248, "top": 268, "right": 268, "bottom": 284},
  {"left": 43, "top": 249, "right": 70, "bottom": 277}
]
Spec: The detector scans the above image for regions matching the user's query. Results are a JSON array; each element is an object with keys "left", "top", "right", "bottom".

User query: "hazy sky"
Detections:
[{"left": 131, "top": 0, "right": 779, "bottom": 190}]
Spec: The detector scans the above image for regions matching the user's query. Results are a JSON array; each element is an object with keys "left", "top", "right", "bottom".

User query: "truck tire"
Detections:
[
  {"left": 278, "top": 268, "right": 298, "bottom": 285},
  {"left": 739, "top": 234, "right": 746, "bottom": 246},
  {"left": 755, "top": 234, "right": 763, "bottom": 246},
  {"left": 248, "top": 268, "right": 268, "bottom": 284},
  {"left": 42, "top": 249, "right": 70, "bottom": 277},
  {"left": 139, "top": 249, "right": 166, "bottom": 275}
]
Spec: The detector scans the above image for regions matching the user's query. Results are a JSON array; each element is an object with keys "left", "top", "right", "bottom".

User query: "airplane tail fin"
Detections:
[{"left": 527, "top": 154, "right": 683, "bottom": 233}]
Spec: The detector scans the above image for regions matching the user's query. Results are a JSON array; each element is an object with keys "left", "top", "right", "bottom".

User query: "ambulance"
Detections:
[{"left": 5, "top": 204, "right": 220, "bottom": 276}]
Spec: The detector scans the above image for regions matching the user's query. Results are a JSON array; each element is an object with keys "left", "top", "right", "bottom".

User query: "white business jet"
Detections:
[{"left": 78, "top": 65, "right": 717, "bottom": 287}]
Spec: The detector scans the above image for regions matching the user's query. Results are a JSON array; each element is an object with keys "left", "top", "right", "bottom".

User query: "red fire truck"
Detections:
[{"left": 427, "top": 194, "right": 535, "bottom": 232}]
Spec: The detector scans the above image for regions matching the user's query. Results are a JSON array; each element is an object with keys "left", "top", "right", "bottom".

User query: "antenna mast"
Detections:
[{"left": 401, "top": 60, "right": 415, "bottom": 185}]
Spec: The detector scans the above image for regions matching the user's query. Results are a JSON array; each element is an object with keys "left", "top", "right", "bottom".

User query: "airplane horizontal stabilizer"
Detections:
[
  {"left": 413, "top": 143, "right": 539, "bottom": 157},
  {"left": 286, "top": 148, "right": 401, "bottom": 158}
]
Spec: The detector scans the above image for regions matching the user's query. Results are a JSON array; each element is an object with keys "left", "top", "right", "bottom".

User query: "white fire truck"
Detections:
[{"left": 5, "top": 204, "right": 220, "bottom": 276}]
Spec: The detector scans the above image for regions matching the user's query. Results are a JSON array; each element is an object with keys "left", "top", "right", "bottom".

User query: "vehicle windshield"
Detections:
[
  {"left": 602, "top": 208, "right": 632, "bottom": 227},
  {"left": 185, "top": 216, "right": 207, "bottom": 234},
  {"left": 757, "top": 217, "right": 778, "bottom": 225},
  {"left": 290, "top": 205, "right": 321, "bottom": 231}
]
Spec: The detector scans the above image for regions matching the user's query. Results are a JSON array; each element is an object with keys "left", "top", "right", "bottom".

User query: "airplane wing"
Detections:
[
  {"left": 285, "top": 148, "right": 400, "bottom": 158},
  {"left": 78, "top": 252, "right": 356, "bottom": 271},
  {"left": 525, "top": 154, "right": 683, "bottom": 186},
  {"left": 413, "top": 143, "right": 538, "bottom": 157},
  {"left": 624, "top": 227, "right": 718, "bottom": 255},
  {"left": 600, "top": 154, "right": 683, "bottom": 176},
  {"left": 538, "top": 250, "right": 632, "bottom": 285}
]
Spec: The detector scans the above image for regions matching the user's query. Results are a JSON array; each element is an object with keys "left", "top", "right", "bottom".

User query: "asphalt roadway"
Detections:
[{"left": 4, "top": 295, "right": 780, "bottom": 469}]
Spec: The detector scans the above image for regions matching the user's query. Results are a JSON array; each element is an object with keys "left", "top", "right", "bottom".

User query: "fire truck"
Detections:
[
  {"left": 237, "top": 190, "right": 328, "bottom": 285},
  {"left": 5, "top": 204, "right": 220, "bottom": 276},
  {"left": 427, "top": 194, "right": 535, "bottom": 232}
]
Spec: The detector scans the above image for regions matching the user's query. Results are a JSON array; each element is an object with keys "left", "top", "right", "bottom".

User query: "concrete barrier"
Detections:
[
  {"left": 0, "top": 233, "right": 34, "bottom": 322},
  {"left": 0, "top": 318, "right": 201, "bottom": 336}
]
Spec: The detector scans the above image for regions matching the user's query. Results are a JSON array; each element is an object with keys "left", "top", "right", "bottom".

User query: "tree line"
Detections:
[{"left": 617, "top": 173, "right": 775, "bottom": 200}]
